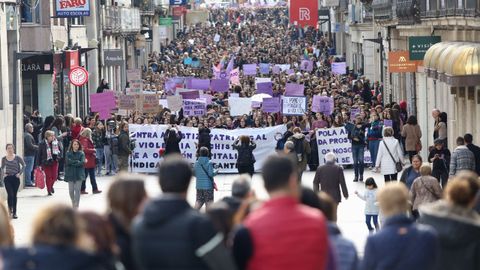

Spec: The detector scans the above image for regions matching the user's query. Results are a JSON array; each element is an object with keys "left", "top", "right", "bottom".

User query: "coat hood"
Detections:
[
  {"left": 140, "top": 197, "right": 191, "bottom": 227},
  {"left": 419, "top": 200, "right": 480, "bottom": 246},
  {"left": 292, "top": 133, "right": 305, "bottom": 140}
]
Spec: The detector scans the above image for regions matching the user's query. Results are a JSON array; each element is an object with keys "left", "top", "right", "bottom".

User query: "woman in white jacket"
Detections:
[{"left": 375, "top": 127, "right": 404, "bottom": 182}]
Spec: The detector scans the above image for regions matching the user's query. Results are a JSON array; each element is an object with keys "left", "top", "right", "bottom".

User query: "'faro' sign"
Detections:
[{"left": 55, "top": 0, "right": 91, "bottom": 17}]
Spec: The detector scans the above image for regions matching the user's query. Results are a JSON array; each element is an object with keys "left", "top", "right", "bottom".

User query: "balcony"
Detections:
[
  {"left": 139, "top": 0, "right": 156, "bottom": 16},
  {"left": 102, "top": 6, "right": 141, "bottom": 34},
  {"left": 372, "top": 0, "right": 394, "bottom": 20},
  {"left": 396, "top": 0, "right": 420, "bottom": 24},
  {"left": 419, "top": 0, "right": 479, "bottom": 18}
]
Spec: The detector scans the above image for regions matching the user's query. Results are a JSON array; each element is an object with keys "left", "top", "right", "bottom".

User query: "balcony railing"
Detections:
[
  {"left": 139, "top": 0, "right": 156, "bottom": 16},
  {"left": 372, "top": 0, "right": 394, "bottom": 20},
  {"left": 102, "top": 6, "right": 141, "bottom": 33},
  {"left": 419, "top": 0, "right": 479, "bottom": 18}
]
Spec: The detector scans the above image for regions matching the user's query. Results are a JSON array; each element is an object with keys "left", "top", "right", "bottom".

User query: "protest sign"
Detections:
[
  {"left": 286, "top": 69, "right": 294, "bottom": 75},
  {"left": 350, "top": 108, "right": 361, "bottom": 120},
  {"left": 199, "top": 94, "right": 213, "bottom": 105},
  {"left": 285, "top": 83, "right": 305, "bottom": 96},
  {"left": 316, "top": 127, "right": 371, "bottom": 165},
  {"left": 251, "top": 101, "right": 262, "bottom": 108},
  {"left": 243, "top": 64, "right": 257, "bottom": 75},
  {"left": 143, "top": 94, "right": 161, "bottom": 114},
  {"left": 126, "top": 69, "right": 141, "bottom": 81},
  {"left": 166, "top": 95, "right": 183, "bottom": 111},
  {"left": 259, "top": 63, "right": 270, "bottom": 74},
  {"left": 118, "top": 95, "right": 136, "bottom": 110},
  {"left": 214, "top": 34, "right": 220, "bottom": 42},
  {"left": 128, "top": 80, "right": 143, "bottom": 95},
  {"left": 272, "top": 65, "right": 281, "bottom": 74},
  {"left": 383, "top": 119, "right": 393, "bottom": 127},
  {"left": 159, "top": 99, "right": 168, "bottom": 110},
  {"left": 129, "top": 124, "right": 286, "bottom": 173},
  {"left": 191, "top": 78, "right": 210, "bottom": 90},
  {"left": 230, "top": 68, "right": 240, "bottom": 85},
  {"left": 179, "top": 90, "right": 200, "bottom": 99},
  {"left": 262, "top": 97, "right": 281, "bottom": 113},
  {"left": 90, "top": 92, "right": 116, "bottom": 111},
  {"left": 210, "top": 79, "right": 229, "bottom": 92},
  {"left": 332, "top": 62, "right": 347, "bottom": 75},
  {"left": 300, "top": 60, "right": 314, "bottom": 71},
  {"left": 278, "top": 64, "right": 291, "bottom": 71},
  {"left": 312, "top": 96, "right": 334, "bottom": 115},
  {"left": 282, "top": 96, "right": 307, "bottom": 115},
  {"left": 229, "top": 97, "right": 252, "bottom": 116},
  {"left": 183, "top": 99, "right": 206, "bottom": 116},
  {"left": 256, "top": 82, "right": 273, "bottom": 95}
]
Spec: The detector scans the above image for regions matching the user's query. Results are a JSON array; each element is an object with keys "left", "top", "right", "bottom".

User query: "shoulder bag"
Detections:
[
  {"left": 419, "top": 177, "right": 440, "bottom": 200},
  {"left": 200, "top": 163, "right": 218, "bottom": 191},
  {"left": 383, "top": 141, "right": 403, "bottom": 172}
]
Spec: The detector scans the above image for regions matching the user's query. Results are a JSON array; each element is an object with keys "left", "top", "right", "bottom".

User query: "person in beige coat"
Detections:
[
  {"left": 401, "top": 115, "right": 422, "bottom": 162},
  {"left": 410, "top": 163, "right": 442, "bottom": 219}
]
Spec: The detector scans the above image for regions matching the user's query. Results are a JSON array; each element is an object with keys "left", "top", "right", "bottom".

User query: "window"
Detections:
[
  {"left": 68, "top": 17, "right": 85, "bottom": 26},
  {"left": 21, "top": 0, "right": 41, "bottom": 24}
]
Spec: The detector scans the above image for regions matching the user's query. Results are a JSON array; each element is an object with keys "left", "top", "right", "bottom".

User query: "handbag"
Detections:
[
  {"left": 200, "top": 164, "right": 218, "bottom": 191},
  {"left": 415, "top": 141, "right": 422, "bottom": 152},
  {"left": 34, "top": 167, "right": 46, "bottom": 189},
  {"left": 383, "top": 141, "right": 403, "bottom": 172}
]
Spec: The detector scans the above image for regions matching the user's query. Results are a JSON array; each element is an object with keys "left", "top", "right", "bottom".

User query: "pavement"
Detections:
[{"left": 7, "top": 168, "right": 386, "bottom": 255}]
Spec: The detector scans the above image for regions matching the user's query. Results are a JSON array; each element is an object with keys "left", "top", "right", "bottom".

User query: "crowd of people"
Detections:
[{"left": 0, "top": 5, "right": 478, "bottom": 270}]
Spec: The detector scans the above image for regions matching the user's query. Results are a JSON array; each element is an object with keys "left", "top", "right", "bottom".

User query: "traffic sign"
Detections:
[
  {"left": 69, "top": 66, "right": 89, "bottom": 86},
  {"left": 169, "top": 0, "right": 187, "bottom": 5}
]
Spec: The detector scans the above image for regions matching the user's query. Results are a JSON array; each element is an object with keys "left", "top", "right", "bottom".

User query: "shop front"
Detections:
[{"left": 21, "top": 54, "right": 54, "bottom": 117}]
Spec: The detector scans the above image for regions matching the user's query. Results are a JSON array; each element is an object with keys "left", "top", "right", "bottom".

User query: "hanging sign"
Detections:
[{"left": 69, "top": 66, "right": 89, "bottom": 86}]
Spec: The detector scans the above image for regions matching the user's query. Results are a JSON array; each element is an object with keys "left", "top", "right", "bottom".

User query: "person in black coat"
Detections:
[
  {"left": 164, "top": 126, "right": 182, "bottom": 156},
  {"left": 428, "top": 139, "right": 451, "bottom": 188},
  {"left": 96, "top": 79, "right": 110, "bottom": 93},
  {"left": 464, "top": 133, "right": 480, "bottom": 175},
  {"left": 232, "top": 135, "right": 256, "bottom": 176}
]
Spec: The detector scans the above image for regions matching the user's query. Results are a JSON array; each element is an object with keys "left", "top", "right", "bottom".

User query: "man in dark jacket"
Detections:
[
  {"left": 464, "top": 133, "right": 480, "bottom": 175},
  {"left": 132, "top": 156, "right": 235, "bottom": 270},
  {"left": 313, "top": 152, "right": 349, "bottom": 207},
  {"left": 24, "top": 123, "right": 38, "bottom": 187},
  {"left": 428, "top": 139, "right": 451, "bottom": 188},
  {"left": 117, "top": 122, "right": 132, "bottom": 172}
]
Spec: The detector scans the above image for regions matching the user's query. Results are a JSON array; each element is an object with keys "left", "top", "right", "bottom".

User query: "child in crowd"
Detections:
[{"left": 355, "top": 177, "right": 379, "bottom": 233}]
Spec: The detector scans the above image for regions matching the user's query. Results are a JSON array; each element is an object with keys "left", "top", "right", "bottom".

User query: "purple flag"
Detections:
[
  {"left": 300, "top": 60, "right": 314, "bottom": 72},
  {"left": 262, "top": 97, "right": 281, "bottom": 113},
  {"left": 383, "top": 119, "right": 393, "bottom": 127},
  {"left": 191, "top": 79, "right": 211, "bottom": 90},
  {"left": 256, "top": 82, "right": 273, "bottom": 95},
  {"left": 312, "top": 96, "right": 334, "bottom": 115},
  {"left": 259, "top": 63, "right": 270, "bottom": 74},
  {"left": 179, "top": 90, "right": 200, "bottom": 100},
  {"left": 210, "top": 79, "right": 229, "bottom": 92},
  {"left": 285, "top": 83, "right": 304, "bottom": 96},
  {"left": 243, "top": 64, "right": 257, "bottom": 76}
]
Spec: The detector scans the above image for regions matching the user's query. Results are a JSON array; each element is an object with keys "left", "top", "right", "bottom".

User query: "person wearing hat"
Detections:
[{"left": 428, "top": 139, "right": 451, "bottom": 188}]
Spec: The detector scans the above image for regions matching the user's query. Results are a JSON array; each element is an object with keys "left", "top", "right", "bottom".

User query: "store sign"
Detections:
[
  {"left": 55, "top": 0, "right": 90, "bottom": 17},
  {"left": 289, "top": 0, "right": 318, "bottom": 27},
  {"left": 388, "top": 51, "right": 417, "bottom": 73},
  {"left": 21, "top": 55, "right": 53, "bottom": 75},
  {"left": 104, "top": 49, "right": 124, "bottom": 66},
  {"left": 69, "top": 66, "right": 89, "bottom": 86},
  {"left": 173, "top": 6, "right": 185, "bottom": 17},
  {"left": 159, "top": 17, "right": 172, "bottom": 26},
  {"left": 409, "top": 36, "right": 441, "bottom": 60}
]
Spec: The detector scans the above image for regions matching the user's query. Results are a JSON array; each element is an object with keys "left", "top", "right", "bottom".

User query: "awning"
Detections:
[{"left": 424, "top": 41, "right": 480, "bottom": 86}]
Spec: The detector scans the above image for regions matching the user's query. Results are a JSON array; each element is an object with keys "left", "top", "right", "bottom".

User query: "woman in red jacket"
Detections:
[{"left": 79, "top": 128, "right": 102, "bottom": 195}]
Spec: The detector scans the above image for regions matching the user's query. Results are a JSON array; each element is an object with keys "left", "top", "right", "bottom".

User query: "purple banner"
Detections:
[
  {"left": 350, "top": 108, "right": 361, "bottom": 120},
  {"left": 243, "top": 64, "right": 257, "bottom": 76},
  {"left": 251, "top": 101, "right": 262, "bottom": 108},
  {"left": 262, "top": 97, "right": 281, "bottom": 113},
  {"left": 286, "top": 69, "right": 294, "bottom": 75},
  {"left": 179, "top": 90, "right": 200, "bottom": 100},
  {"left": 300, "top": 60, "right": 314, "bottom": 72},
  {"left": 285, "top": 83, "right": 304, "bottom": 96},
  {"left": 185, "top": 77, "right": 194, "bottom": 89},
  {"left": 210, "top": 79, "right": 229, "bottom": 92},
  {"left": 256, "top": 82, "right": 273, "bottom": 95},
  {"left": 191, "top": 79, "right": 211, "bottom": 90},
  {"left": 332, "top": 62, "right": 347, "bottom": 75},
  {"left": 312, "top": 96, "right": 334, "bottom": 115},
  {"left": 90, "top": 92, "right": 116, "bottom": 111},
  {"left": 383, "top": 119, "right": 393, "bottom": 127},
  {"left": 183, "top": 99, "right": 206, "bottom": 116},
  {"left": 272, "top": 65, "right": 281, "bottom": 74},
  {"left": 259, "top": 63, "right": 270, "bottom": 74}
]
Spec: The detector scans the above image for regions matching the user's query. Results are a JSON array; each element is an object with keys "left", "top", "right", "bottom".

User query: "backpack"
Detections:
[{"left": 293, "top": 138, "right": 305, "bottom": 162}]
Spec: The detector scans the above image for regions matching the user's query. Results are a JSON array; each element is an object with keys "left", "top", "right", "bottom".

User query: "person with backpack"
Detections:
[
  {"left": 276, "top": 122, "right": 294, "bottom": 151},
  {"left": 232, "top": 135, "right": 256, "bottom": 176},
  {"left": 287, "top": 127, "right": 311, "bottom": 182}
]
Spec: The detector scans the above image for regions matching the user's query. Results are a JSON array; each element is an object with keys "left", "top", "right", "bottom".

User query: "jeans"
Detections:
[
  {"left": 4, "top": 176, "right": 20, "bottom": 214},
  {"left": 433, "top": 170, "right": 449, "bottom": 189},
  {"left": 368, "top": 140, "right": 380, "bottom": 167},
  {"left": 366, "top": 214, "right": 379, "bottom": 231},
  {"left": 95, "top": 148, "right": 104, "bottom": 175},
  {"left": 68, "top": 181, "right": 83, "bottom": 209},
  {"left": 104, "top": 145, "right": 117, "bottom": 174},
  {"left": 82, "top": 168, "right": 99, "bottom": 191},
  {"left": 352, "top": 144, "right": 365, "bottom": 178},
  {"left": 24, "top": 156, "right": 35, "bottom": 185}
]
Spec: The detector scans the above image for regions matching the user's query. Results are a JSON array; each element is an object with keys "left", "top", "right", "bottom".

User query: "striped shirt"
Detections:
[{"left": 1, "top": 156, "right": 26, "bottom": 177}]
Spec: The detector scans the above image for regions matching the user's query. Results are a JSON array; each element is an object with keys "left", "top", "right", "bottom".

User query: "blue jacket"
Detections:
[
  {"left": 361, "top": 215, "right": 439, "bottom": 270},
  {"left": 194, "top": 157, "right": 216, "bottom": 190},
  {"left": 328, "top": 223, "right": 358, "bottom": 270}
]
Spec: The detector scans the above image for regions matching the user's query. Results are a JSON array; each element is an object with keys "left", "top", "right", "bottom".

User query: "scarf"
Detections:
[{"left": 46, "top": 139, "right": 60, "bottom": 160}]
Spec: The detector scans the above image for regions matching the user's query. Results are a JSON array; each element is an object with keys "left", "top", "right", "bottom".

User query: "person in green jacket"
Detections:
[
  {"left": 118, "top": 121, "right": 132, "bottom": 172},
  {"left": 64, "top": 139, "right": 86, "bottom": 209}
]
